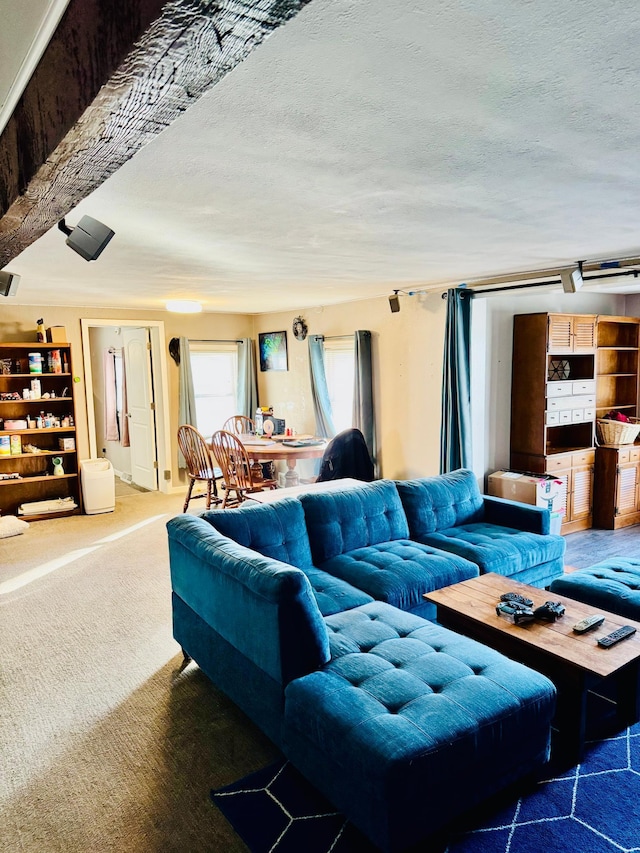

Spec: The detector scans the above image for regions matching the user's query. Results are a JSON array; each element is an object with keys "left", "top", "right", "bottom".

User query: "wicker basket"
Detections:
[{"left": 596, "top": 417, "right": 640, "bottom": 446}]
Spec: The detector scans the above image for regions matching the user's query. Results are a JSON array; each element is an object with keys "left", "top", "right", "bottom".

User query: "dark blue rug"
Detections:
[{"left": 212, "top": 722, "right": 640, "bottom": 853}]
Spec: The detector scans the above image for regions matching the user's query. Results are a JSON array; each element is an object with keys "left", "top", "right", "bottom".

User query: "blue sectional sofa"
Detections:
[
  {"left": 395, "top": 468, "right": 566, "bottom": 589},
  {"left": 167, "top": 473, "right": 562, "bottom": 852}
]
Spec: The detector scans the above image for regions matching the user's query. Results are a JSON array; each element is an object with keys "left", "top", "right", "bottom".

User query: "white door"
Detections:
[{"left": 122, "top": 327, "right": 158, "bottom": 491}]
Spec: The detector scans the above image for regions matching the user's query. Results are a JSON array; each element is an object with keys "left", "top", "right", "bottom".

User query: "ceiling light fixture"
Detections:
[
  {"left": 58, "top": 215, "right": 115, "bottom": 261},
  {"left": 165, "top": 300, "right": 202, "bottom": 313}
]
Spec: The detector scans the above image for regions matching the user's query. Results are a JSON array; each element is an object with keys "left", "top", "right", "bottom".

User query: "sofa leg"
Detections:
[{"left": 181, "top": 648, "right": 192, "bottom": 664}]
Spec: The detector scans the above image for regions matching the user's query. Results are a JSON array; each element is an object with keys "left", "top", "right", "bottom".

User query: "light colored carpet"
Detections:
[{"left": 0, "top": 489, "right": 277, "bottom": 853}]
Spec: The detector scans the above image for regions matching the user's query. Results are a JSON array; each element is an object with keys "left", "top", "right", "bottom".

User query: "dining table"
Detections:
[{"left": 238, "top": 434, "right": 327, "bottom": 487}]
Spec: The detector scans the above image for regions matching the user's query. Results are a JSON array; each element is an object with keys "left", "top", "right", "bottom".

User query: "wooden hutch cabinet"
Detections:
[
  {"left": 0, "top": 342, "right": 81, "bottom": 520},
  {"left": 592, "top": 316, "right": 640, "bottom": 529},
  {"left": 510, "top": 313, "right": 597, "bottom": 533}
]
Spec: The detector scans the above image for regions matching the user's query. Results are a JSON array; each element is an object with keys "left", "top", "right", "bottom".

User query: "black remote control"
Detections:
[
  {"left": 597, "top": 625, "right": 637, "bottom": 648},
  {"left": 500, "top": 592, "right": 534, "bottom": 608}
]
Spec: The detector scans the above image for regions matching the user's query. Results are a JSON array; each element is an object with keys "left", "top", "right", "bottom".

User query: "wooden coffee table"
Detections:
[{"left": 425, "top": 573, "right": 640, "bottom": 762}]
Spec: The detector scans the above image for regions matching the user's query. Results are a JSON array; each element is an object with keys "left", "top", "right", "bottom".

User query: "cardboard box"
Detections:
[
  {"left": 488, "top": 470, "right": 567, "bottom": 515},
  {"left": 59, "top": 437, "right": 76, "bottom": 451},
  {"left": 47, "top": 326, "right": 67, "bottom": 342}
]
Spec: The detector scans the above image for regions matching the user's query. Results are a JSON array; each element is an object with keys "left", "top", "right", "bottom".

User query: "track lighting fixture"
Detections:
[
  {"left": 560, "top": 262, "right": 584, "bottom": 294},
  {"left": 388, "top": 289, "right": 418, "bottom": 313},
  {"left": 58, "top": 215, "right": 115, "bottom": 261}
]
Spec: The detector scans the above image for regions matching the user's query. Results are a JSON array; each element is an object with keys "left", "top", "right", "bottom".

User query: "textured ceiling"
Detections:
[{"left": 6, "top": 0, "right": 640, "bottom": 313}]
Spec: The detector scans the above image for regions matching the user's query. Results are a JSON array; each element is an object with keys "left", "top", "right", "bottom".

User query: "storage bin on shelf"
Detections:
[{"left": 596, "top": 417, "right": 640, "bottom": 446}]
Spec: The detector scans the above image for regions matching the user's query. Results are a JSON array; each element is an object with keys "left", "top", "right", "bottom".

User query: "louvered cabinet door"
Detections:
[
  {"left": 615, "top": 464, "right": 640, "bottom": 518},
  {"left": 572, "top": 317, "right": 597, "bottom": 351},
  {"left": 548, "top": 315, "right": 573, "bottom": 353},
  {"left": 570, "top": 465, "right": 594, "bottom": 522},
  {"left": 547, "top": 314, "right": 596, "bottom": 353}
]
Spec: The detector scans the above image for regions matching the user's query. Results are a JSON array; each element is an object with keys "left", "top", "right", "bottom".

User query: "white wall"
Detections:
[{"left": 254, "top": 291, "right": 448, "bottom": 480}]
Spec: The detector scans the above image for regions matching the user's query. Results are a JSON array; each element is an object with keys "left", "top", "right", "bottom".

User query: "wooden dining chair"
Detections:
[
  {"left": 210, "top": 429, "right": 277, "bottom": 507},
  {"left": 222, "top": 415, "right": 255, "bottom": 435},
  {"left": 177, "top": 424, "right": 223, "bottom": 512}
]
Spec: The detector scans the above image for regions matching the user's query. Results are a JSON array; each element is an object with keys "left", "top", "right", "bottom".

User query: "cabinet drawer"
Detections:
[
  {"left": 547, "top": 395, "right": 595, "bottom": 411},
  {"left": 559, "top": 410, "right": 572, "bottom": 423},
  {"left": 547, "top": 455, "right": 572, "bottom": 472},
  {"left": 630, "top": 448, "right": 640, "bottom": 463},
  {"left": 572, "top": 450, "right": 595, "bottom": 466},
  {"left": 572, "top": 380, "right": 596, "bottom": 394},
  {"left": 547, "top": 381, "right": 573, "bottom": 398},
  {"left": 547, "top": 398, "right": 564, "bottom": 411},
  {"left": 572, "top": 408, "right": 584, "bottom": 422},
  {"left": 618, "top": 449, "right": 631, "bottom": 464},
  {"left": 583, "top": 408, "right": 595, "bottom": 420},
  {"left": 574, "top": 395, "right": 595, "bottom": 408},
  {"left": 545, "top": 411, "right": 560, "bottom": 425}
]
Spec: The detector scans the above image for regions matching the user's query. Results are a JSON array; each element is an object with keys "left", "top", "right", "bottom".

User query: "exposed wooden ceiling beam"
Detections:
[{"left": 0, "top": 0, "right": 312, "bottom": 269}]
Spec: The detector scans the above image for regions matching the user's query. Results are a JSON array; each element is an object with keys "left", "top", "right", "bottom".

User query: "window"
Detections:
[
  {"left": 189, "top": 343, "right": 238, "bottom": 437},
  {"left": 324, "top": 338, "right": 355, "bottom": 433}
]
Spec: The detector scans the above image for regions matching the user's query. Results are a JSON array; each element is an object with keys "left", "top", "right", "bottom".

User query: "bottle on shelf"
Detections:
[{"left": 36, "top": 319, "right": 45, "bottom": 343}]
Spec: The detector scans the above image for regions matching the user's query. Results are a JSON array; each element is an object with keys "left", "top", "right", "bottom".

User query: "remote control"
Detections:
[
  {"left": 500, "top": 592, "right": 534, "bottom": 608},
  {"left": 597, "top": 625, "right": 637, "bottom": 648},
  {"left": 573, "top": 614, "right": 605, "bottom": 634}
]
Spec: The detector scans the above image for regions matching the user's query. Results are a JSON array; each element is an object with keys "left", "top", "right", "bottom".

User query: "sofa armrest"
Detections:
[{"left": 483, "top": 495, "right": 551, "bottom": 535}]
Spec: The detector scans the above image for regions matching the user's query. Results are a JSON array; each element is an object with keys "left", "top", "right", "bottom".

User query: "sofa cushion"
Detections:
[
  {"left": 395, "top": 469, "right": 484, "bottom": 535},
  {"left": 316, "top": 540, "right": 478, "bottom": 615},
  {"left": 200, "top": 500, "right": 370, "bottom": 614},
  {"left": 201, "top": 498, "right": 313, "bottom": 570},
  {"left": 285, "top": 601, "right": 555, "bottom": 852},
  {"left": 549, "top": 558, "right": 640, "bottom": 622},
  {"left": 167, "top": 515, "right": 329, "bottom": 684},
  {"left": 303, "top": 566, "right": 374, "bottom": 616},
  {"left": 300, "top": 480, "right": 409, "bottom": 564},
  {"left": 413, "top": 522, "right": 566, "bottom": 576}
]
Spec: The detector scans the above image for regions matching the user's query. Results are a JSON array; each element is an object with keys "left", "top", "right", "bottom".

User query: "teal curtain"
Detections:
[
  {"left": 440, "top": 288, "right": 472, "bottom": 473},
  {"left": 308, "top": 335, "right": 336, "bottom": 438},
  {"left": 353, "top": 330, "right": 377, "bottom": 476},
  {"left": 178, "top": 336, "right": 197, "bottom": 468},
  {"left": 237, "top": 338, "right": 258, "bottom": 419}
]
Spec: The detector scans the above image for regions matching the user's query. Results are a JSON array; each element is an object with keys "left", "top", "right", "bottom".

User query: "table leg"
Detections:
[
  {"left": 616, "top": 661, "right": 640, "bottom": 727},
  {"left": 553, "top": 675, "right": 589, "bottom": 764},
  {"left": 284, "top": 459, "right": 299, "bottom": 487}
]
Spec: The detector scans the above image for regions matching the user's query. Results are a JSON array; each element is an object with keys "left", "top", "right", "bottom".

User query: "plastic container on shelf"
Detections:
[
  {"left": 28, "top": 352, "right": 43, "bottom": 374},
  {"left": 80, "top": 458, "right": 115, "bottom": 514}
]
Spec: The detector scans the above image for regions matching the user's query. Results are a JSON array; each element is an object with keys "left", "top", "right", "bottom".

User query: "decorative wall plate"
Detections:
[{"left": 292, "top": 316, "right": 308, "bottom": 341}]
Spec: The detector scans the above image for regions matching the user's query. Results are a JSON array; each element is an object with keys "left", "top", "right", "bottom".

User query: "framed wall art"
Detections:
[{"left": 258, "top": 330, "right": 288, "bottom": 372}]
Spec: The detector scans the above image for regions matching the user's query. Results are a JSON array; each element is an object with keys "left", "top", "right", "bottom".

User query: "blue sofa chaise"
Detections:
[{"left": 168, "top": 476, "right": 559, "bottom": 852}]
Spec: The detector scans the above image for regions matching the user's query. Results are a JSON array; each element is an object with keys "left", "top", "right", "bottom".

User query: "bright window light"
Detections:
[
  {"left": 324, "top": 339, "right": 355, "bottom": 433},
  {"left": 189, "top": 343, "right": 238, "bottom": 437}
]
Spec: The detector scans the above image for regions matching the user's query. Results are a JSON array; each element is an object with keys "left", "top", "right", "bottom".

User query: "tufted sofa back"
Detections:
[
  {"left": 168, "top": 514, "right": 330, "bottom": 685},
  {"left": 300, "top": 479, "right": 409, "bottom": 564},
  {"left": 201, "top": 498, "right": 314, "bottom": 570},
  {"left": 395, "top": 468, "right": 484, "bottom": 536}
]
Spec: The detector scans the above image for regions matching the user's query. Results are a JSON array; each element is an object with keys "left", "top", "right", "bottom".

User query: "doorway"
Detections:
[{"left": 80, "top": 319, "right": 172, "bottom": 494}]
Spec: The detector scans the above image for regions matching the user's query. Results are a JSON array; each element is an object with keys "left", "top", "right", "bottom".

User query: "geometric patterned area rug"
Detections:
[{"left": 212, "top": 722, "right": 640, "bottom": 853}]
